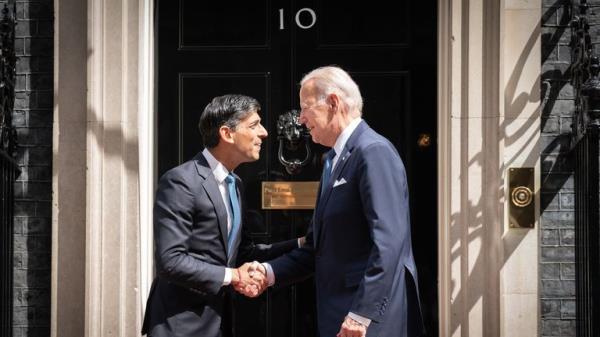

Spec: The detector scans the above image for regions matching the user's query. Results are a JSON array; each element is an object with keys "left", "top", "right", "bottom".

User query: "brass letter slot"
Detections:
[{"left": 508, "top": 167, "right": 535, "bottom": 228}]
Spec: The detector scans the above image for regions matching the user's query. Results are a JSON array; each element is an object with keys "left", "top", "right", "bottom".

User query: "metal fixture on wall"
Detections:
[
  {"left": 508, "top": 168, "right": 535, "bottom": 229},
  {"left": 0, "top": 2, "right": 18, "bottom": 336},
  {"left": 276, "top": 109, "right": 312, "bottom": 175},
  {"left": 570, "top": 1, "right": 600, "bottom": 335}
]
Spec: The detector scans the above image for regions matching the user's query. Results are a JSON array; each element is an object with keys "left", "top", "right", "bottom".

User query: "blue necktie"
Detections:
[
  {"left": 320, "top": 150, "right": 336, "bottom": 196},
  {"left": 225, "top": 174, "right": 240, "bottom": 254}
]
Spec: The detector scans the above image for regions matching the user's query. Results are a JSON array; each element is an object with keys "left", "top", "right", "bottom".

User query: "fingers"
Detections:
[
  {"left": 248, "top": 261, "right": 267, "bottom": 294},
  {"left": 247, "top": 261, "right": 266, "bottom": 283},
  {"left": 247, "top": 261, "right": 266, "bottom": 277},
  {"left": 336, "top": 316, "right": 366, "bottom": 337},
  {"left": 233, "top": 262, "right": 268, "bottom": 297},
  {"left": 234, "top": 282, "right": 260, "bottom": 297}
]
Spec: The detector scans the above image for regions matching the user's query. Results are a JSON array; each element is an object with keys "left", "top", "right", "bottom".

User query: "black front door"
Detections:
[{"left": 157, "top": 1, "right": 437, "bottom": 336}]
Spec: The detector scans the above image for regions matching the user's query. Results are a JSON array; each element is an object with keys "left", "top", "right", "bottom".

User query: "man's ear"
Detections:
[
  {"left": 219, "top": 125, "right": 235, "bottom": 144},
  {"left": 326, "top": 93, "right": 340, "bottom": 112}
]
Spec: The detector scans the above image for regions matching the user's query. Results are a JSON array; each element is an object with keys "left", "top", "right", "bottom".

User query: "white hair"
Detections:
[{"left": 300, "top": 66, "right": 363, "bottom": 117}]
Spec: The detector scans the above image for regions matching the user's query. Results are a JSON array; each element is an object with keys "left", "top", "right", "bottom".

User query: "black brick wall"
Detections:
[
  {"left": 541, "top": 0, "right": 577, "bottom": 336},
  {"left": 10, "top": 0, "right": 53, "bottom": 336}
]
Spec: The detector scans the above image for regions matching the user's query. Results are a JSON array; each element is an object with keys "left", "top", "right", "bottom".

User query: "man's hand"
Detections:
[
  {"left": 247, "top": 260, "right": 266, "bottom": 278},
  {"left": 232, "top": 262, "right": 267, "bottom": 297},
  {"left": 336, "top": 316, "right": 367, "bottom": 337}
]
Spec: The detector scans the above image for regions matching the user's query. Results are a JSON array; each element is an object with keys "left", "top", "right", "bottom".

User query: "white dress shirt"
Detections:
[
  {"left": 263, "top": 117, "right": 371, "bottom": 327},
  {"left": 331, "top": 117, "right": 362, "bottom": 171},
  {"left": 202, "top": 148, "right": 236, "bottom": 285}
]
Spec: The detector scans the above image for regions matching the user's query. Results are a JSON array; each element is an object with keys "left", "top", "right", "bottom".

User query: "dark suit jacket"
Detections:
[
  {"left": 142, "top": 152, "right": 297, "bottom": 337},
  {"left": 269, "top": 121, "right": 423, "bottom": 337}
]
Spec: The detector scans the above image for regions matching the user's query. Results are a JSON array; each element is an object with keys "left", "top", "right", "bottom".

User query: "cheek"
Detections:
[{"left": 316, "top": 117, "right": 326, "bottom": 128}]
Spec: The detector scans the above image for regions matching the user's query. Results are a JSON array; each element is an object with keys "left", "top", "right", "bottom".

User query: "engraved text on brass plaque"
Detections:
[{"left": 262, "top": 181, "right": 320, "bottom": 209}]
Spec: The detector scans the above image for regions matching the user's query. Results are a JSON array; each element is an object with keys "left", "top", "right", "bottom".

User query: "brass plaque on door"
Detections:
[
  {"left": 262, "top": 181, "right": 319, "bottom": 209},
  {"left": 508, "top": 167, "right": 535, "bottom": 228}
]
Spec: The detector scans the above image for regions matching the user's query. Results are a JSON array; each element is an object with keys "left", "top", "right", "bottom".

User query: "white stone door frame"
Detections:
[
  {"left": 437, "top": 1, "right": 541, "bottom": 337},
  {"left": 138, "top": 0, "right": 156, "bottom": 318}
]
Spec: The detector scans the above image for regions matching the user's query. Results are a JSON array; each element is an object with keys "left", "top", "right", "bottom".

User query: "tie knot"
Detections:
[
  {"left": 326, "top": 150, "right": 336, "bottom": 162},
  {"left": 225, "top": 174, "right": 235, "bottom": 185}
]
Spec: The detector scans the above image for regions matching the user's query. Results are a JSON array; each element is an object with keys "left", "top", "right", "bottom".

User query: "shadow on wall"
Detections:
[
  {"left": 448, "top": 1, "right": 574, "bottom": 336},
  {"left": 540, "top": 1, "right": 574, "bottom": 199},
  {"left": 11, "top": 0, "right": 54, "bottom": 336},
  {"left": 538, "top": 1, "right": 577, "bottom": 336}
]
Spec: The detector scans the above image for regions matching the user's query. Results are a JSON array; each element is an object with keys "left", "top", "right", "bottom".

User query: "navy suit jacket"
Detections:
[
  {"left": 142, "top": 152, "right": 297, "bottom": 337},
  {"left": 269, "top": 121, "right": 423, "bottom": 337}
]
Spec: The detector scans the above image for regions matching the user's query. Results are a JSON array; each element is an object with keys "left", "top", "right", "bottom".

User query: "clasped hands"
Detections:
[
  {"left": 232, "top": 262, "right": 366, "bottom": 337},
  {"left": 231, "top": 261, "right": 268, "bottom": 297}
]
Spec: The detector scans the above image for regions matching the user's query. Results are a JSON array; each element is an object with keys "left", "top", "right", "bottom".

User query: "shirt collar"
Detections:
[
  {"left": 332, "top": 118, "right": 362, "bottom": 156},
  {"left": 202, "top": 148, "right": 230, "bottom": 183}
]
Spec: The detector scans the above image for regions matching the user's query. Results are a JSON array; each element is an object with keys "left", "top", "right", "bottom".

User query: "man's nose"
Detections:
[
  {"left": 298, "top": 111, "right": 307, "bottom": 124},
  {"left": 259, "top": 124, "right": 268, "bottom": 138}
]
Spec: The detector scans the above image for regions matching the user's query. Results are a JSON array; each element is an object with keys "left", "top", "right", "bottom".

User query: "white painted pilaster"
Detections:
[
  {"left": 53, "top": 0, "right": 150, "bottom": 335},
  {"left": 438, "top": 0, "right": 540, "bottom": 336}
]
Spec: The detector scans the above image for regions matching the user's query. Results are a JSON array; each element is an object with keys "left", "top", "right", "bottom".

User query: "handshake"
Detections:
[{"left": 231, "top": 261, "right": 268, "bottom": 297}]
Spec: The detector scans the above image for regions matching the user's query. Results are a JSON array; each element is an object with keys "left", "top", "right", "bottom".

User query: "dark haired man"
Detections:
[{"left": 142, "top": 94, "right": 300, "bottom": 337}]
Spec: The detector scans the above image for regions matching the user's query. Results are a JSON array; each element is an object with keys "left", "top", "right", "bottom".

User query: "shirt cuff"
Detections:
[
  {"left": 262, "top": 263, "right": 275, "bottom": 286},
  {"left": 223, "top": 268, "right": 233, "bottom": 286},
  {"left": 348, "top": 312, "right": 371, "bottom": 327}
]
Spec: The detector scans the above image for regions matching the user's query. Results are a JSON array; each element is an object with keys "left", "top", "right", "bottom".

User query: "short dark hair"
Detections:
[{"left": 198, "top": 94, "right": 261, "bottom": 148}]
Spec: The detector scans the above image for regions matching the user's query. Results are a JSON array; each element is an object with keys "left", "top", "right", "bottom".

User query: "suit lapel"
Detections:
[
  {"left": 194, "top": 153, "right": 229, "bottom": 255},
  {"left": 314, "top": 121, "right": 369, "bottom": 247},
  {"left": 314, "top": 148, "right": 353, "bottom": 247},
  {"left": 318, "top": 147, "right": 353, "bottom": 212}
]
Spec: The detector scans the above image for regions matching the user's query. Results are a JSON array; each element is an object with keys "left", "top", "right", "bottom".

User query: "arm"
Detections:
[
  {"left": 153, "top": 171, "right": 225, "bottom": 295},
  {"left": 236, "top": 226, "right": 300, "bottom": 264},
  {"left": 264, "top": 220, "right": 316, "bottom": 287},
  {"left": 233, "top": 231, "right": 310, "bottom": 297},
  {"left": 349, "top": 142, "right": 411, "bottom": 322}
]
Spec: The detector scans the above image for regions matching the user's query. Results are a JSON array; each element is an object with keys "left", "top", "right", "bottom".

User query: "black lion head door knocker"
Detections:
[{"left": 277, "top": 109, "right": 312, "bottom": 175}]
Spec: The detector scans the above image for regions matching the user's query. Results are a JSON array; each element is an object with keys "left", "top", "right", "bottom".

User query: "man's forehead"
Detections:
[
  {"left": 300, "top": 83, "right": 319, "bottom": 100},
  {"left": 300, "top": 91, "right": 317, "bottom": 103},
  {"left": 241, "top": 110, "right": 260, "bottom": 122}
]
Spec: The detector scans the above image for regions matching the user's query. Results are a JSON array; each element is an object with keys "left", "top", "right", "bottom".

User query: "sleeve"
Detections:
[
  {"left": 223, "top": 268, "right": 232, "bottom": 285},
  {"left": 265, "top": 220, "right": 316, "bottom": 287},
  {"left": 153, "top": 171, "right": 226, "bottom": 295},
  {"left": 349, "top": 142, "right": 411, "bottom": 322},
  {"left": 347, "top": 312, "right": 371, "bottom": 327},
  {"left": 262, "top": 262, "right": 276, "bottom": 286},
  {"left": 236, "top": 233, "right": 299, "bottom": 264}
]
